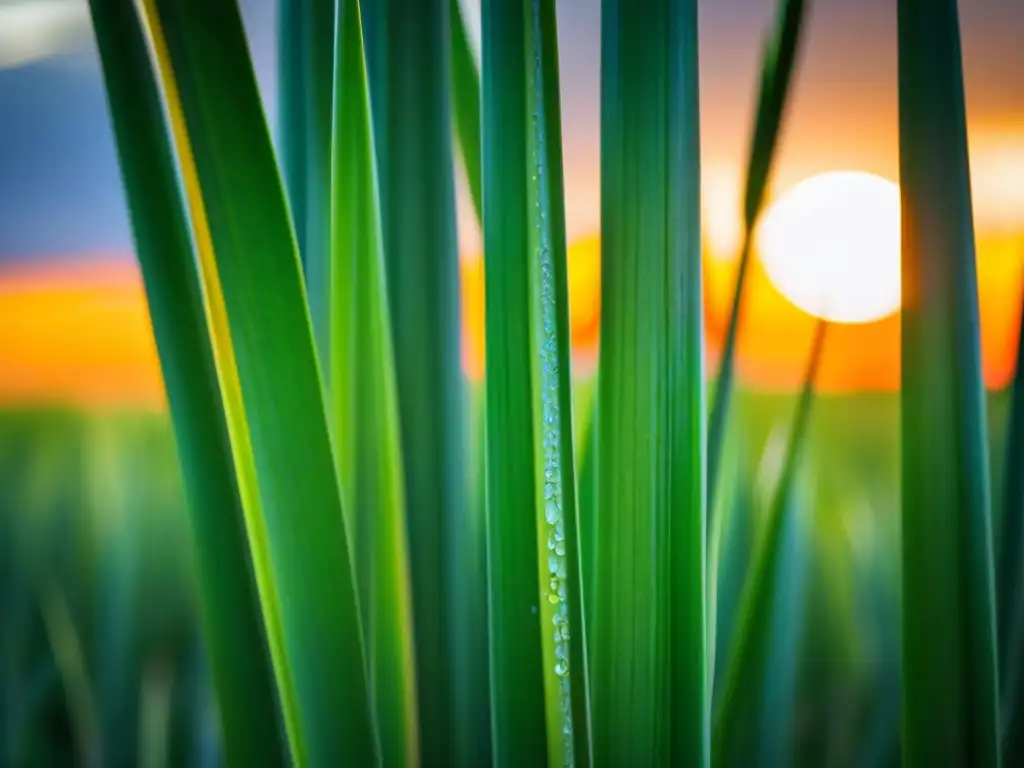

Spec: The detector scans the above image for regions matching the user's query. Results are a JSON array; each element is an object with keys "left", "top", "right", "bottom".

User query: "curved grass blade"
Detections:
[
  {"left": 330, "top": 1, "right": 420, "bottom": 764},
  {"left": 144, "top": 0, "right": 377, "bottom": 762},
  {"left": 277, "top": 0, "right": 335, "bottom": 364},
  {"left": 712, "top": 319, "right": 826, "bottom": 765},
  {"left": 360, "top": 0, "right": 476, "bottom": 762},
  {"left": 594, "top": 0, "right": 706, "bottom": 763},
  {"left": 706, "top": 0, "right": 808, "bottom": 517},
  {"left": 999, "top": 275, "right": 1024, "bottom": 760},
  {"left": 87, "top": 2, "right": 288, "bottom": 762},
  {"left": 450, "top": 0, "right": 483, "bottom": 224},
  {"left": 898, "top": 1, "right": 1000, "bottom": 764},
  {"left": 482, "top": 0, "right": 591, "bottom": 762}
]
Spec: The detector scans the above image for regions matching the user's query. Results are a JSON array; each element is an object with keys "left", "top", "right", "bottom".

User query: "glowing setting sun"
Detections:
[{"left": 756, "top": 171, "right": 902, "bottom": 325}]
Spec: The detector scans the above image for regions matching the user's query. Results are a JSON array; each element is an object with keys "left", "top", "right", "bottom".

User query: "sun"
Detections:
[{"left": 755, "top": 171, "right": 901, "bottom": 324}]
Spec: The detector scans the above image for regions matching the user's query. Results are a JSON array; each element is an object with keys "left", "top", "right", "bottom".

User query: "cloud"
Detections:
[{"left": 0, "top": 0, "right": 92, "bottom": 70}]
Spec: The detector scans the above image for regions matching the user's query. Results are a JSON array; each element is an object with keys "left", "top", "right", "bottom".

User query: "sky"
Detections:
[
  {"left": 3, "top": 0, "right": 1022, "bottom": 261},
  {"left": 0, "top": 0, "right": 1023, "bottom": 405}
]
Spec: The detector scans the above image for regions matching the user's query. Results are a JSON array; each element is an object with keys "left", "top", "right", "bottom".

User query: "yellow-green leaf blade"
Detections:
[
  {"left": 86, "top": 1, "right": 287, "bottom": 763},
  {"left": 145, "top": 0, "right": 377, "bottom": 762},
  {"left": 330, "top": 1, "right": 420, "bottom": 764}
]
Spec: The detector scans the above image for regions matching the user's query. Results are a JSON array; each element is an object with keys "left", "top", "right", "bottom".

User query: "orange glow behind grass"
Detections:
[{"left": 1, "top": 232, "right": 1021, "bottom": 409}]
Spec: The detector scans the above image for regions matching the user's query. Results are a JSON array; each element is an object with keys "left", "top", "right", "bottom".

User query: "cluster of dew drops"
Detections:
[{"left": 531, "top": 0, "right": 574, "bottom": 761}]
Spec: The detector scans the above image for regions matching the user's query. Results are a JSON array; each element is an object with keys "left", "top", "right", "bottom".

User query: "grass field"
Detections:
[{"left": 1, "top": 385, "right": 1011, "bottom": 764}]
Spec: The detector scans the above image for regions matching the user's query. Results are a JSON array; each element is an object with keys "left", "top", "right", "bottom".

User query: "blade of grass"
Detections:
[
  {"left": 706, "top": 0, "right": 808, "bottom": 517},
  {"left": 330, "top": 0, "right": 420, "bottom": 764},
  {"left": 482, "top": 0, "right": 591, "bottom": 762},
  {"left": 594, "top": 0, "right": 706, "bottom": 763},
  {"left": 139, "top": 0, "right": 309, "bottom": 757},
  {"left": 526, "top": 2, "right": 593, "bottom": 761},
  {"left": 898, "top": 0, "right": 1000, "bottom": 764},
  {"left": 709, "top": 436, "right": 754, "bottom": 696},
  {"left": 360, "top": 0, "right": 476, "bottom": 762},
  {"left": 143, "top": 0, "right": 377, "bottom": 762},
  {"left": 276, "top": 0, "right": 335, "bottom": 364},
  {"left": 450, "top": 0, "right": 483, "bottom": 224},
  {"left": 480, "top": 0, "right": 545, "bottom": 761},
  {"left": 578, "top": 403, "right": 596, "bottom": 650},
  {"left": 87, "top": 2, "right": 289, "bottom": 762},
  {"left": 998, "top": 274, "right": 1024, "bottom": 759},
  {"left": 712, "top": 319, "right": 826, "bottom": 765},
  {"left": 450, "top": 380, "right": 493, "bottom": 767}
]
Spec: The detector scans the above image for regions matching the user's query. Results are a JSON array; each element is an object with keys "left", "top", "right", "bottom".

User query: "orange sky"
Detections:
[{"left": 1, "top": 228, "right": 1021, "bottom": 410}]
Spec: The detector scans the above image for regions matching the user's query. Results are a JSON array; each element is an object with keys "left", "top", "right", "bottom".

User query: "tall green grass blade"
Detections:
[
  {"left": 595, "top": 0, "right": 706, "bottom": 763},
  {"left": 450, "top": 0, "right": 483, "bottom": 223},
  {"left": 712, "top": 319, "right": 826, "bottom": 765},
  {"left": 706, "top": 0, "right": 808, "bottom": 516},
  {"left": 145, "top": 0, "right": 377, "bottom": 762},
  {"left": 451, "top": 382, "right": 493, "bottom": 766},
  {"left": 360, "top": 0, "right": 474, "bottom": 762},
  {"left": 526, "top": 2, "right": 592, "bottom": 761},
  {"left": 482, "top": 0, "right": 591, "bottom": 762},
  {"left": 999, "top": 281, "right": 1024, "bottom": 760},
  {"left": 330, "top": 0, "right": 419, "bottom": 763},
  {"left": 898, "top": 1, "right": 1000, "bottom": 764},
  {"left": 87, "top": 2, "right": 287, "bottom": 762},
  {"left": 276, "top": 0, "right": 335, "bottom": 364},
  {"left": 139, "top": 0, "right": 307, "bottom": 756},
  {"left": 578, "top": 407, "right": 596, "bottom": 647}
]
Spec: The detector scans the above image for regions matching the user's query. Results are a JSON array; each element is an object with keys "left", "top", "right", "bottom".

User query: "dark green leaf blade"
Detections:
[
  {"left": 361, "top": 0, "right": 476, "bottom": 763},
  {"left": 899, "top": 1, "right": 1000, "bottom": 761},
  {"left": 450, "top": 0, "right": 483, "bottom": 225},
  {"left": 86, "top": 2, "right": 286, "bottom": 763},
  {"left": 276, "top": 0, "right": 335, "bottom": 366},
  {"left": 145, "top": 0, "right": 378, "bottom": 762},
  {"left": 1000, "top": 283, "right": 1024, "bottom": 761},
  {"left": 706, "top": 0, "right": 809, "bottom": 517}
]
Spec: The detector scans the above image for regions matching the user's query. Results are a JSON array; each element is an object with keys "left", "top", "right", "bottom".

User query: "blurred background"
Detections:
[{"left": 0, "top": 0, "right": 1022, "bottom": 764}]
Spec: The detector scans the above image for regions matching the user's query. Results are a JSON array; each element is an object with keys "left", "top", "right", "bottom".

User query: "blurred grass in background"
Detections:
[{"left": 3, "top": 386, "right": 1012, "bottom": 762}]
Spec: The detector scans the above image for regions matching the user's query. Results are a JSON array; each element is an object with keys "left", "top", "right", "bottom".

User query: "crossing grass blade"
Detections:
[
  {"left": 594, "top": 0, "right": 706, "bottom": 763},
  {"left": 450, "top": 0, "right": 483, "bottom": 223},
  {"left": 709, "top": 437, "right": 754, "bottom": 696},
  {"left": 143, "top": 0, "right": 378, "bottom": 762},
  {"left": 276, "top": 0, "right": 335, "bottom": 364},
  {"left": 482, "top": 0, "right": 591, "bottom": 762},
  {"left": 712, "top": 319, "right": 826, "bottom": 766},
  {"left": 999, "top": 279, "right": 1024, "bottom": 761},
  {"left": 706, "top": 0, "right": 808, "bottom": 517},
  {"left": 329, "top": 0, "right": 420, "bottom": 763},
  {"left": 899, "top": 2, "right": 1000, "bottom": 762},
  {"left": 86, "top": 2, "right": 287, "bottom": 762},
  {"left": 360, "top": 0, "right": 475, "bottom": 762}
]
